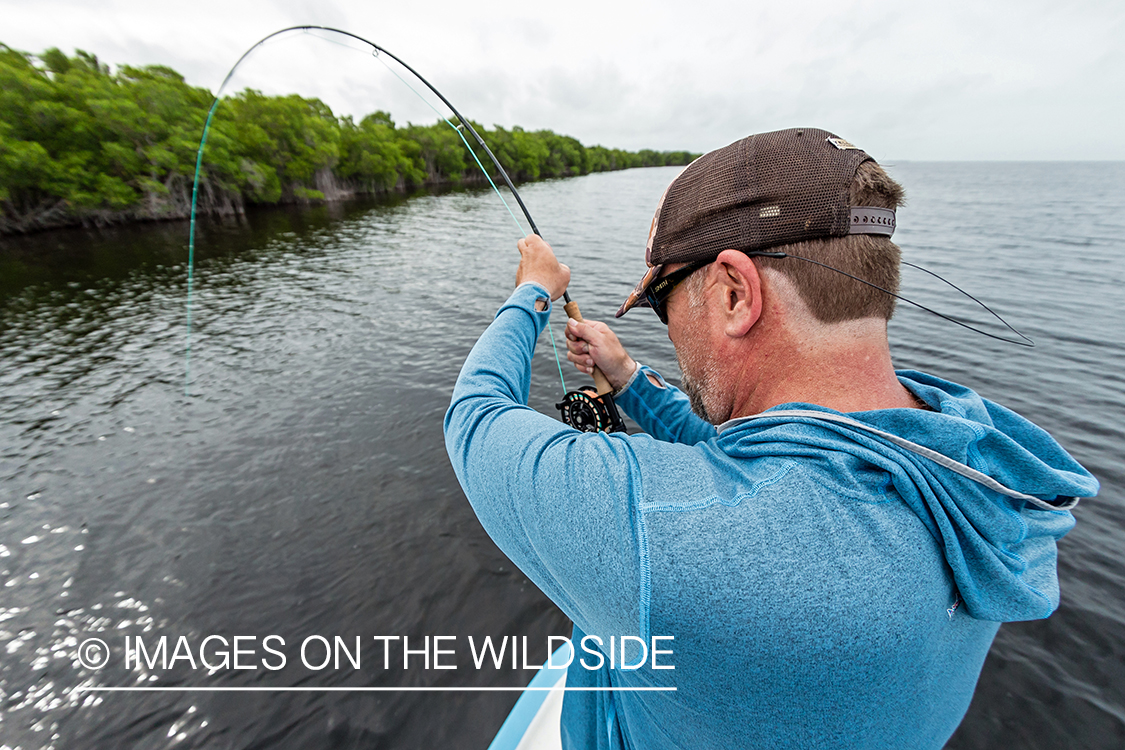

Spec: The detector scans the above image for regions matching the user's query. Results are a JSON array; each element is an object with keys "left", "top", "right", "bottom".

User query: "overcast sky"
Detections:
[{"left": 3, "top": 0, "right": 1123, "bottom": 160}]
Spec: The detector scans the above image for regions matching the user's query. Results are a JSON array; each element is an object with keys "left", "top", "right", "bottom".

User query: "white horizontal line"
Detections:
[{"left": 77, "top": 686, "right": 676, "bottom": 693}]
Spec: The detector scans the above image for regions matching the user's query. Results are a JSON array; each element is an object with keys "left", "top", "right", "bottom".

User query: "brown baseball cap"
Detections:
[{"left": 616, "top": 127, "right": 896, "bottom": 317}]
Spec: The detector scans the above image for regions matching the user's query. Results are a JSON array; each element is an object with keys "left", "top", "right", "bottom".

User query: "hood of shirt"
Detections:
[{"left": 716, "top": 370, "right": 1100, "bottom": 622}]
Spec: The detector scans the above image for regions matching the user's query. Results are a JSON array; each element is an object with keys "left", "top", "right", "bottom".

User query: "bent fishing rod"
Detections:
[{"left": 186, "top": 26, "right": 625, "bottom": 432}]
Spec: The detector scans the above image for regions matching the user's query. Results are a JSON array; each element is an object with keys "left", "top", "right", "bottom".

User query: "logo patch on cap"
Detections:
[{"left": 826, "top": 137, "right": 859, "bottom": 150}]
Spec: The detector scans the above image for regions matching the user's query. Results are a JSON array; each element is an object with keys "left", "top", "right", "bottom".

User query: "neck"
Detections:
[{"left": 727, "top": 318, "right": 917, "bottom": 419}]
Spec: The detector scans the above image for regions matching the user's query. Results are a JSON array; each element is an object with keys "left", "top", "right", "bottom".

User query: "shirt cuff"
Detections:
[
  {"left": 496, "top": 283, "right": 553, "bottom": 335},
  {"left": 613, "top": 360, "right": 643, "bottom": 396}
]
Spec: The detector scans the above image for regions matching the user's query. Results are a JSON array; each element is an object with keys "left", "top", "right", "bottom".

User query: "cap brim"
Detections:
[{"left": 615, "top": 264, "right": 664, "bottom": 318}]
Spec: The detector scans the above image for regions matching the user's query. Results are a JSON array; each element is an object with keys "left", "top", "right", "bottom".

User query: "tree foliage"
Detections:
[{"left": 0, "top": 44, "right": 699, "bottom": 234}]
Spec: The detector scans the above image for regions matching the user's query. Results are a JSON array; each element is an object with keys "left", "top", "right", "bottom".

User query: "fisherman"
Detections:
[{"left": 444, "top": 128, "right": 1097, "bottom": 749}]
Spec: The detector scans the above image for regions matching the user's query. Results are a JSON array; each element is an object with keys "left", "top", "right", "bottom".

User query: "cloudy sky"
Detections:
[{"left": 3, "top": 0, "right": 1122, "bottom": 160}]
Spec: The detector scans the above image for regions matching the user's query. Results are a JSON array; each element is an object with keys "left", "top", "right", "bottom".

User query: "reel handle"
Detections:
[{"left": 563, "top": 300, "right": 614, "bottom": 396}]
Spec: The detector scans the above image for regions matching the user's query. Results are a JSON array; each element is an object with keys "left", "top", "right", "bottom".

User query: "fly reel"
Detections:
[
  {"left": 556, "top": 389, "right": 627, "bottom": 433},
  {"left": 556, "top": 300, "right": 627, "bottom": 433}
]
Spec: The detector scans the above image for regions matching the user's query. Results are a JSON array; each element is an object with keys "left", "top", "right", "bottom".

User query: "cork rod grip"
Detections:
[{"left": 563, "top": 300, "right": 614, "bottom": 396}]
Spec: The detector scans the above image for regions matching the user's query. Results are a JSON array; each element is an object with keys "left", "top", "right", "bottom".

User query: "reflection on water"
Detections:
[{"left": 1, "top": 164, "right": 1124, "bottom": 749}]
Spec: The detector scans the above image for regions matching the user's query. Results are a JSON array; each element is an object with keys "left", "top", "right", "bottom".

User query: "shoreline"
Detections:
[
  {"left": 1, "top": 172, "right": 479, "bottom": 238},
  {"left": 1, "top": 48, "right": 699, "bottom": 240},
  {"left": 1, "top": 166, "right": 670, "bottom": 239}
]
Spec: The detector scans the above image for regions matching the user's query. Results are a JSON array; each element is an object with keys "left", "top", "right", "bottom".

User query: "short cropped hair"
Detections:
[{"left": 753, "top": 161, "right": 906, "bottom": 322}]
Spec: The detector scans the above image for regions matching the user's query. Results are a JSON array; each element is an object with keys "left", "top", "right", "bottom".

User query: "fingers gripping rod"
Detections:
[{"left": 561, "top": 300, "right": 613, "bottom": 395}]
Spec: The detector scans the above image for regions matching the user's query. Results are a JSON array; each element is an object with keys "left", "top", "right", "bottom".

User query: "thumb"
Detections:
[{"left": 566, "top": 317, "right": 591, "bottom": 339}]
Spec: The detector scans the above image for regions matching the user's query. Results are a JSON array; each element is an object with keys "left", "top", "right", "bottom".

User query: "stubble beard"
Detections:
[
  {"left": 672, "top": 274, "right": 728, "bottom": 425},
  {"left": 676, "top": 345, "right": 723, "bottom": 425}
]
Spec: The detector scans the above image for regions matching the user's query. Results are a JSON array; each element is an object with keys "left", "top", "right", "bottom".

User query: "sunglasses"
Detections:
[{"left": 645, "top": 260, "right": 710, "bottom": 324}]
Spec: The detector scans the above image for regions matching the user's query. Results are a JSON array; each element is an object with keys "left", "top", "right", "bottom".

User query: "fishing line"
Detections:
[
  {"left": 282, "top": 26, "right": 529, "bottom": 234},
  {"left": 367, "top": 51, "right": 528, "bottom": 236},
  {"left": 361, "top": 47, "right": 569, "bottom": 389},
  {"left": 185, "top": 26, "right": 570, "bottom": 396},
  {"left": 746, "top": 251, "right": 1034, "bottom": 346},
  {"left": 285, "top": 27, "right": 569, "bottom": 383}
]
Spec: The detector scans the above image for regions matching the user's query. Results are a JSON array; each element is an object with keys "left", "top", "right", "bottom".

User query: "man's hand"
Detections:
[
  {"left": 516, "top": 234, "right": 570, "bottom": 301},
  {"left": 565, "top": 318, "right": 637, "bottom": 392}
]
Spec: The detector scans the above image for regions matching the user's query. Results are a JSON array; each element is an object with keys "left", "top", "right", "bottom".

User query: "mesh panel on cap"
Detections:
[{"left": 649, "top": 128, "right": 872, "bottom": 266}]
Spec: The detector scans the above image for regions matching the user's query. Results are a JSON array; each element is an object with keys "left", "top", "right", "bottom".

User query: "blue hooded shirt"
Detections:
[{"left": 444, "top": 284, "right": 1099, "bottom": 750}]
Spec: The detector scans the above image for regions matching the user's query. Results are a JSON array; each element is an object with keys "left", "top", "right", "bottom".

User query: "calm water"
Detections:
[{"left": 1, "top": 163, "right": 1123, "bottom": 749}]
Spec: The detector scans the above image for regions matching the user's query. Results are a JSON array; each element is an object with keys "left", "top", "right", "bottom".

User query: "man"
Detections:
[{"left": 444, "top": 128, "right": 1097, "bottom": 749}]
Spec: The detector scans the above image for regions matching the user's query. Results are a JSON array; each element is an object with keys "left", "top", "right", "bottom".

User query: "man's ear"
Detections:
[{"left": 713, "top": 249, "right": 762, "bottom": 337}]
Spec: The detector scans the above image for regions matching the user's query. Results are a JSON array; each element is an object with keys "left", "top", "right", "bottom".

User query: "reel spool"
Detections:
[{"left": 556, "top": 389, "right": 627, "bottom": 434}]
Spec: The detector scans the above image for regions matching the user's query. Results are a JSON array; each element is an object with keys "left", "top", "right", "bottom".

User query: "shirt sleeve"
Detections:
[
  {"left": 443, "top": 283, "right": 647, "bottom": 639},
  {"left": 613, "top": 364, "right": 717, "bottom": 445}
]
